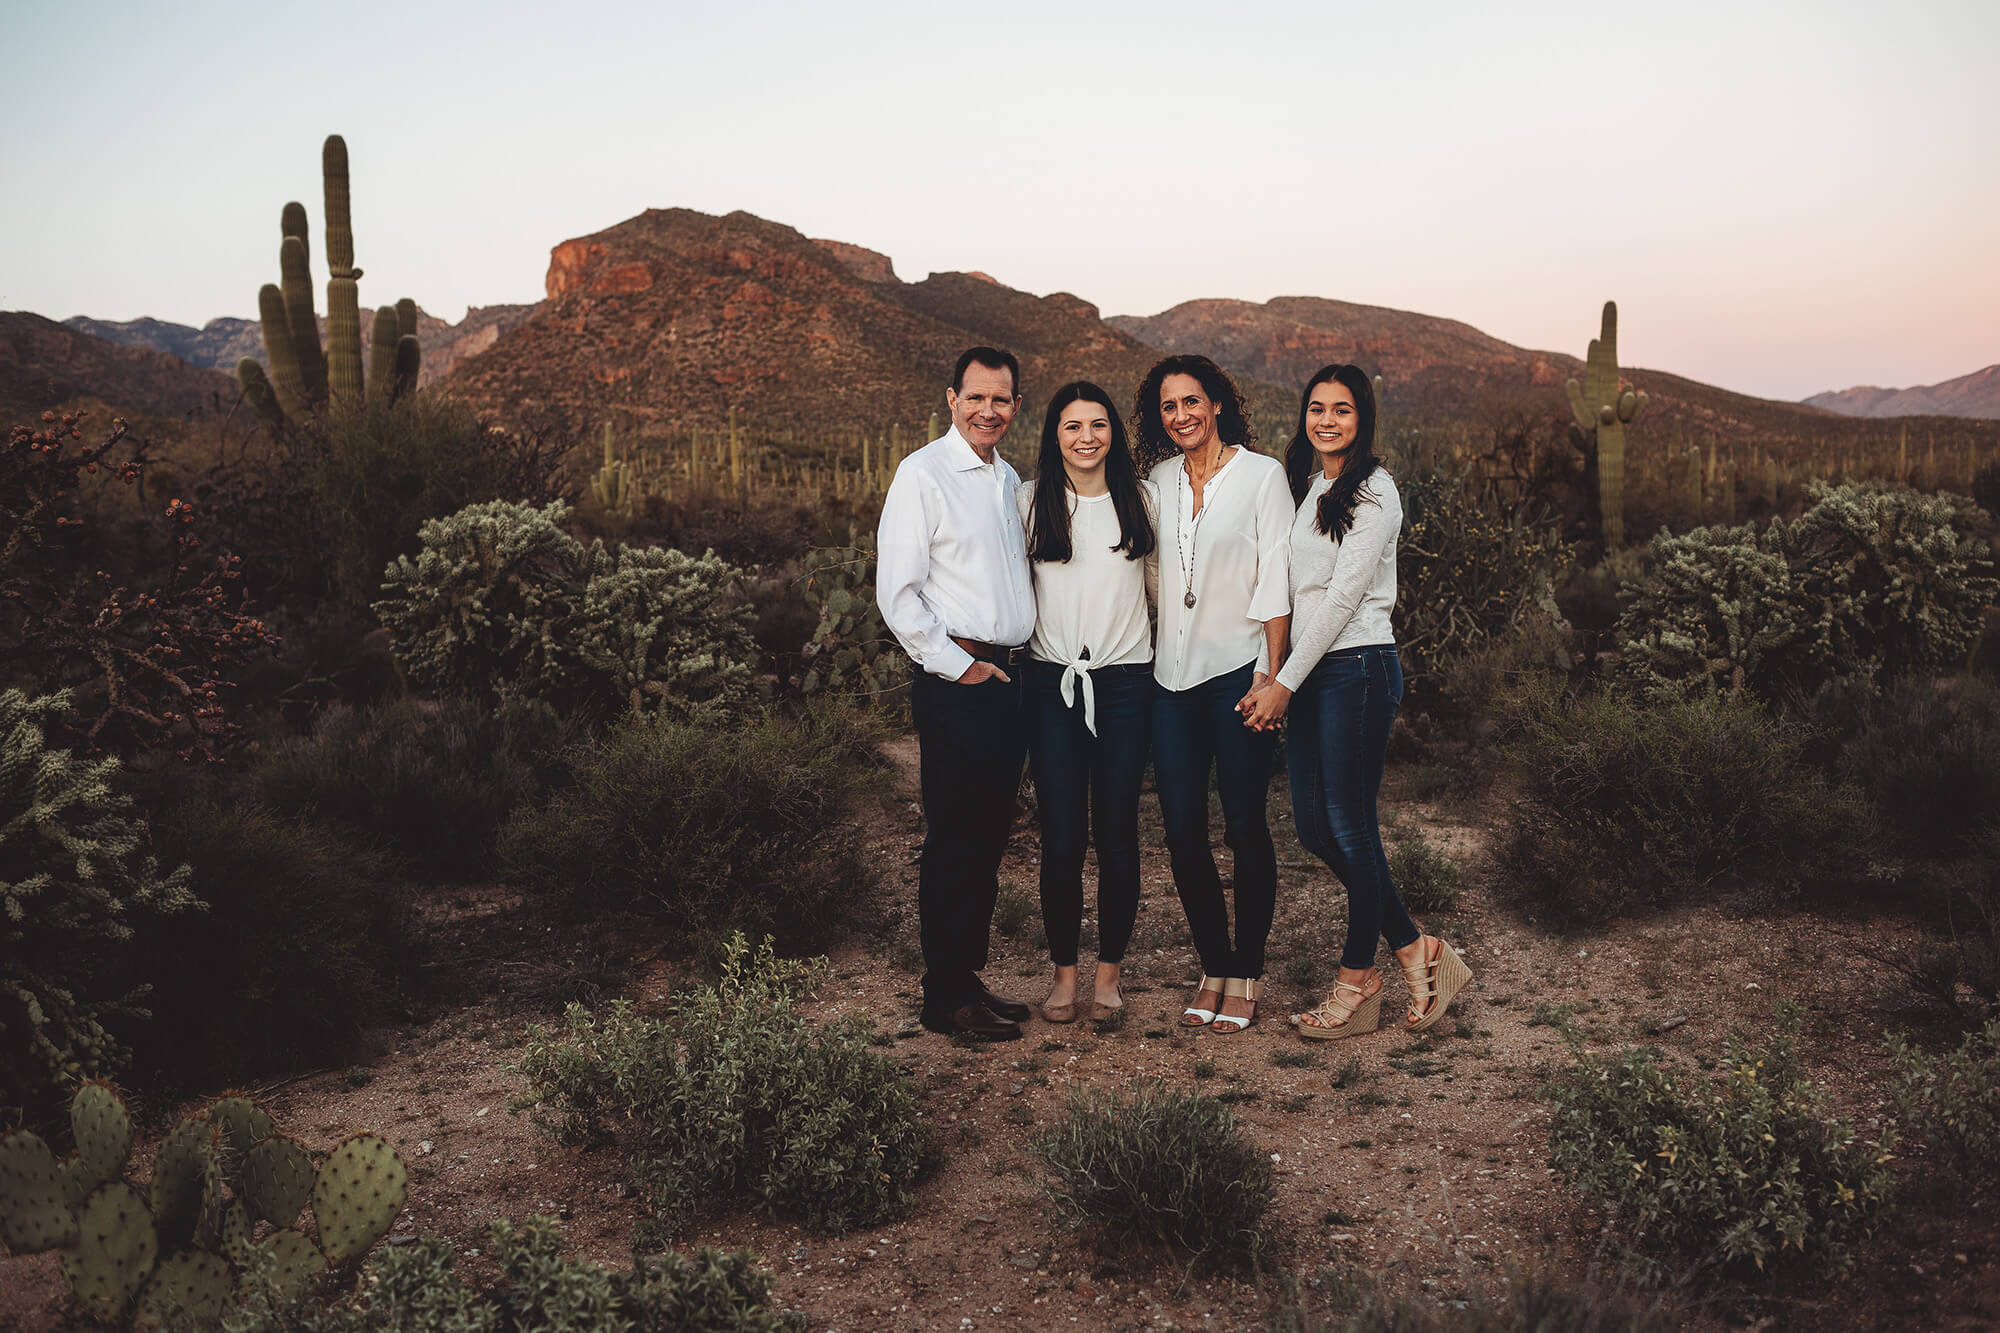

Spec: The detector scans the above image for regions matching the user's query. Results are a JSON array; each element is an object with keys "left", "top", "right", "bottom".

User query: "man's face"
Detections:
[{"left": 947, "top": 362, "right": 1020, "bottom": 456}]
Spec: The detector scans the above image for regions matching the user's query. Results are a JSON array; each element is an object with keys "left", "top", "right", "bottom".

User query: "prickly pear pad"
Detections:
[
  {"left": 242, "top": 1135, "right": 315, "bottom": 1228},
  {"left": 311, "top": 1132, "right": 407, "bottom": 1265},
  {"left": 0, "top": 1130, "right": 78, "bottom": 1253},
  {"left": 70, "top": 1080, "right": 133, "bottom": 1189},
  {"left": 60, "top": 1182, "right": 156, "bottom": 1322},
  {"left": 137, "top": 1247, "right": 234, "bottom": 1326}
]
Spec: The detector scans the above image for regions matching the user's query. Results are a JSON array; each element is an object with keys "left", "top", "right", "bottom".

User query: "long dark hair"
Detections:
[
  {"left": 1131, "top": 354, "right": 1257, "bottom": 474},
  {"left": 1283, "top": 364, "right": 1382, "bottom": 539},
  {"left": 1028, "top": 381, "right": 1155, "bottom": 564}
]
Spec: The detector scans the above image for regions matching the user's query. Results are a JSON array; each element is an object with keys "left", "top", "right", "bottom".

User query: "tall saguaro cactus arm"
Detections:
[
  {"left": 1564, "top": 300, "right": 1649, "bottom": 548},
  {"left": 322, "top": 135, "right": 365, "bottom": 402}
]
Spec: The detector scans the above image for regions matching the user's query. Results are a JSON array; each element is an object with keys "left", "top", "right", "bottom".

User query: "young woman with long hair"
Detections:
[
  {"left": 1135, "top": 354, "right": 1295, "bottom": 1034},
  {"left": 1239, "top": 364, "right": 1471, "bottom": 1038},
  {"left": 1019, "top": 381, "right": 1158, "bottom": 1023}
]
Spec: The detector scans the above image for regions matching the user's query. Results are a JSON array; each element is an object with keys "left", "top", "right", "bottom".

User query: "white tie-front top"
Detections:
[
  {"left": 1275, "top": 470, "right": 1401, "bottom": 693},
  {"left": 1147, "top": 449, "right": 1295, "bottom": 693},
  {"left": 1017, "top": 481, "right": 1158, "bottom": 733},
  {"left": 876, "top": 427, "right": 1037, "bottom": 681}
]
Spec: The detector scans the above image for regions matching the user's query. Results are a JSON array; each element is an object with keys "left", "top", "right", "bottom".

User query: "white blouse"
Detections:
[
  {"left": 1276, "top": 470, "right": 1401, "bottom": 693},
  {"left": 1147, "top": 449, "right": 1295, "bottom": 693},
  {"left": 1018, "top": 481, "right": 1157, "bottom": 734}
]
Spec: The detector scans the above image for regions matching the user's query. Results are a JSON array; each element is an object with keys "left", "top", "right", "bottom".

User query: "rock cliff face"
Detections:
[
  {"left": 1804, "top": 364, "right": 2000, "bottom": 420},
  {"left": 444, "top": 208, "right": 1166, "bottom": 435},
  {"left": 2, "top": 312, "right": 237, "bottom": 425}
]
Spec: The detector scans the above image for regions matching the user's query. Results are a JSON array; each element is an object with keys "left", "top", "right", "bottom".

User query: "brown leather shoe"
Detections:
[
  {"left": 974, "top": 983, "right": 1033, "bottom": 1024},
  {"left": 919, "top": 1001, "right": 1022, "bottom": 1041}
]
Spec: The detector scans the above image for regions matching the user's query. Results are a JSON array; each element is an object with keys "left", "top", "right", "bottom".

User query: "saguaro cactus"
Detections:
[
  {"left": 1565, "top": 301, "right": 1648, "bottom": 548},
  {"left": 323, "top": 135, "right": 365, "bottom": 403}
]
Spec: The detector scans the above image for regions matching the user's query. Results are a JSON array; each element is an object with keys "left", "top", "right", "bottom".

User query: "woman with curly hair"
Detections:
[
  {"left": 1136, "top": 354, "right": 1294, "bottom": 1034},
  {"left": 1019, "top": 381, "right": 1157, "bottom": 1024},
  {"left": 1239, "top": 364, "right": 1470, "bottom": 1038}
]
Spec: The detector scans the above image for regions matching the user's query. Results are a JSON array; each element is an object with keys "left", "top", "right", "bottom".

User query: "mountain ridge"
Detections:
[{"left": 1803, "top": 363, "right": 2000, "bottom": 419}]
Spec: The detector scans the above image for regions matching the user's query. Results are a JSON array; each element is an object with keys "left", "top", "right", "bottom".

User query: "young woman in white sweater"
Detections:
[
  {"left": 1240, "top": 365, "right": 1471, "bottom": 1038},
  {"left": 1019, "top": 382, "right": 1158, "bottom": 1023}
]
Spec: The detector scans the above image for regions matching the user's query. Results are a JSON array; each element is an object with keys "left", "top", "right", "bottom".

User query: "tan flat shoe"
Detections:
[
  {"left": 1041, "top": 997, "right": 1077, "bottom": 1024},
  {"left": 1210, "top": 977, "right": 1262, "bottom": 1034},
  {"left": 1402, "top": 937, "right": 1472, "bottom": 1033},
  {"left": 1295, "top": 973, "right": 1382, "bottom": 1041},
  {"left": 1181, "top": 975, "right": 1224, "bottom": 1027},
  {"left": 1087, "top": 983, "right": 1124, "bottom": 1023}
]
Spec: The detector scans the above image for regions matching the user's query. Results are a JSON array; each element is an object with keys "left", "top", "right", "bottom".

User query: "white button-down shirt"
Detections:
[
  {"left": 877, "top": 426, "right": 1036, "bottom": 681},
  {"left": 1148, "top": 449, "right": 1295, "bottom": 693}
]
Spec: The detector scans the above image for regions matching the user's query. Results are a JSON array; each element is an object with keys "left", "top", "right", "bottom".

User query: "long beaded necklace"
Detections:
[{"left": 1175, "top": 447, "right": 1226, "bottom": 609}]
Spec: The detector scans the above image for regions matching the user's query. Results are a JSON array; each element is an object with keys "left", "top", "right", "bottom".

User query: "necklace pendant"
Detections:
[{"left": 1183, "top": 590, "right": 1197, "bottom": 609}]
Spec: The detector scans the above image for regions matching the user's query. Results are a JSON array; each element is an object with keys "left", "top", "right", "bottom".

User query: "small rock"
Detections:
[
  {"left": 388, "top": 1233, "right": 419, "bottom": 1246},
  {"left": 1009, "top": 1083, "right": 1025, "bottom": 1096},
  {"left": 1009, "top": 1252, "right": 1039, "bottom": 1269},
  {"left": 418, "top": 1140, "right": 434, "bottom": 1156},
  {"left": 474, "top": 1107, "right": 489, "bottom": 1118}
]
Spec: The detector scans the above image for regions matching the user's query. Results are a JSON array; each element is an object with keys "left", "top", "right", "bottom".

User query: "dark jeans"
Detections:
[
  {"left": 1286, "top": 645, "right": 1418, "bottom": 970},
  {"left": 1153, "top": 660, "right": 1280, "bottom": 979},
  {"left": 1026, "top": 659, "right": 1153, "bottom": 968},
  {"left": 911, "top": 662, "right": 1026, "bottom": 1009}
]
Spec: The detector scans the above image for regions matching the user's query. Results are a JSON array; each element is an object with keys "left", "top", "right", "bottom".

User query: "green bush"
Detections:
[
  {"left": 1887, "top": 1019, "right": 2000, "bottom": 1185},
  {"left": 294, "top": 395, "right": 571, "bottom": 610},
  {"left": 1838, "top": 675, "right": 2000, "bottom": 856},
  {"left": 257, "top": 696, "right": 563, "bottom": 880},
  {"left": 500, "top": 703, "right": 874, "bottom": 950},
  {"left": 223, "top": 1215, "right": 802, "bottom": 1332},
  {"left": 1547, "top": 1011, "right": 1893, "bottom": 1275},
  {"left": 375, "top": 499, "right": 756, "bottom": 721},
  {"left": 1616, "top": 483, "right": 1997, "bottom": 699},
  {"left": 794, "top": 539, "right": 909, "bottom": 704},
  {"left": 1033, "top": 1078, "right": 1273, "bottom": 1261},
  {"left": 515, "top": 935, "right": 934, "bottom": 1236},
  {"left": 144, "top": 799, "right": 406, "bottom": 1085},
  {"left": 1269, "top": 1267, "right": 1671, "bottom": 1333},
  {"left": 1497, "top": 687, "right": 1872, "bottom": 923},
  {"left": 1388, "top": 827, "right": 1463, "bottom": 913},
  {"left": 0, "top": 689, "right": 198, "bottom": 1121}
]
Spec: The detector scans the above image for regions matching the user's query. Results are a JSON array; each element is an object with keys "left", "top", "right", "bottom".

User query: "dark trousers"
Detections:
[
  {"left": 912, "top": 663, "right": 1026, "bottom": 1009},
  {"left": 1025, "top": 659, "right": 1153, "bottom": 968},
  {"left": 1153, "top": 660, "right": 1280, "bottom": 979},
  {"left": 1286, "top": 645, "right": 1418, "bottom": 970}
]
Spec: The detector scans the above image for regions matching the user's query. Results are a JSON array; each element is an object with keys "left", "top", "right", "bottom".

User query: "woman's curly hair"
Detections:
[{"left": 1130, "top": 354, "right": 1257, "bottom": 475}]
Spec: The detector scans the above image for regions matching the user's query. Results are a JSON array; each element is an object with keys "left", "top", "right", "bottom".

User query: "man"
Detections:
[{"left": 877, "top": 346, "right": 1037, "bottom": 1040}]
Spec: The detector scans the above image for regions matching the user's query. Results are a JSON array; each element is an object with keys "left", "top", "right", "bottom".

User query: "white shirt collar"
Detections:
[{"left": 944, "top": 425, "right": 996, "bottom": 472}]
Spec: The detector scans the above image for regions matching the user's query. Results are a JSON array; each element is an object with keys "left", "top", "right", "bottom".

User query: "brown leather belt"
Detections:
[{"left": 951, "top": 635, "right": 1028, "bottom": 665}]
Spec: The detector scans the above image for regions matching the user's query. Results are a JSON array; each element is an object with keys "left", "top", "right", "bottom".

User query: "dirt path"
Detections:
[{"left": 4, "top": 736, "right": 1994, "bottom": 1331}]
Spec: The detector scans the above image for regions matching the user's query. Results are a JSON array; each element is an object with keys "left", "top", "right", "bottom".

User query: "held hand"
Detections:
[
  {"left": 1236, "top": 672, "right": 1270, "bottom": 716},
  {"left": 957, "top": 659, "right": 1011, "bottom": 685},
  {"left": 1240, "top": 682, "right": 1291, "bottom": 731}
]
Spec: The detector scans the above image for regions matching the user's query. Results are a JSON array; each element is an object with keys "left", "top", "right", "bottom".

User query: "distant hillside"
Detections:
[
  {"left": 1804, "top": 364, "right": 2000, "bottom": 419},
  {"left": 65, "top": 304, "right": 539, "bottom": 388},
  {"left": 443, "top": 208, "right": 1173, "bottom": 438},
  {"left": 1, "top": 311, "right": 237, "bottom": 427}
]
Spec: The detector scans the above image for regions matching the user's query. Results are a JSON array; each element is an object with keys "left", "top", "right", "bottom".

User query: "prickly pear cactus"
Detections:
[
  {"left": 254, "top": 1227, "right": 327, "bottom": 1298},
  {"left": 798, "top": 539, "right": 908, "bottom": 703},
  {"left": 242, "top": 1135, "right": 316, "bottom": 1229},
  {"left": 61, "top": 1182, "right": 157, "bottom": 1322},
  {"left": 0, "top": 1131, "right": 79, "bottom": 1253},
  {"left": 136, "top": 1247, "right": 234, "bottom": 1326},
  {"left": 1565, "top": 300, "right": 1648, "bottom": 548},
  {"left": 210, "top": 1095, "right": 275, "bottom": 1181},
  {"left": 311, "top": 1132, "right": 408, "bottom": 1265},
  {"left": 148, "top": 1114, "right": 215, "bottom": 1247},
  {"left": 71, "top": 1080, "right": 133, "bottom": 1192}
]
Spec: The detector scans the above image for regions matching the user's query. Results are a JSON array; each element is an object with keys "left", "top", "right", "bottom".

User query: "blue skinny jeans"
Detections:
[{"left": 1286, "top": 645, "right": 1419, "bottom": 971}]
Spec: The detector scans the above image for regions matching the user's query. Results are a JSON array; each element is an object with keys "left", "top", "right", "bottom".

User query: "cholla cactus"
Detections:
[
  {"left": 1566, "top": 301, "right": 1648, "bottom": 548},
  {"left": 1615, "top": 482, "right": 1998, "bottom": 698},
  {"left": 1, "top": 691, "right": 198, "bottom": 1118},
  {"left": 0, "top": 1082, "right": 404, "bottom": 1324},
  {"left": 376, "top": 500, "right": 756, "bottom": 719}
]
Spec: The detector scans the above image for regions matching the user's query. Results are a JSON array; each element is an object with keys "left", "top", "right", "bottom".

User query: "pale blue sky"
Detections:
[{"left": 4, "top": 0, "right": 1996, "bottom": 400}]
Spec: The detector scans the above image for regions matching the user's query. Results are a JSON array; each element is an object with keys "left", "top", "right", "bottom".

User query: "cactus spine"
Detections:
[{"left": 1565, "top": 300, "right": 1647, "bottom": 548}]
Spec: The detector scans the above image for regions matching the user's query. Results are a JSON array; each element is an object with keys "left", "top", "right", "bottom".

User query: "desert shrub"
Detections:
[
  {"left": 258, "top": 696, "right": 563, "bottom": 880},
  {"left": 500, "top": 702, "right": 874, "bottom": 950},
  {"left": 793, "top": 538, "right": 909, "bottom": 704},
  {"left": 1837, "top": 674, "right": 2000, "bottom": 856},
  {"left": 1886, "top": 1019, "right": 2000, "bottom": 1185},
  {"left": 1033, "top": 1078, "right": 1274, "bottom": 1261},
  {"left": 143, "top": 798, "right": 406, "bottom": 1084},
  {"left": 515, "top": 935, "right": 934, "bottom": 1235},
  {"left": 292, "top": 395, "right": 572, "bottom": 610},
  {"left": 1394, "top": 466, "right": 1572, "bottom": 708},
  {"left": 0, "top": 689, "right": 198, "bottom": 1121},
  {"left": 1973, "top": 460, "right": 2000, "bottom": 521},
  {"left": 223, "top": 1215, "right": 802, "bottom": 1333},
  {"left": 1616, "top": 483, "right": 1997, "bottom": 699},
  {"left": 630, "top": 490, "right": 818, "bottom": 570},
  {"left": 1547, "top": 1010, "right": 1893, "bottom": 1275},
  {"left": 1269, "top": 1266, "right": 1671, "bottom": 1333},
  {"left": 1497, "top": 687, "right": 1871, "bottom": 923},
  {"left": 375, "top": 499, "right": 755, "bottom": 722},
  {"left": 2, "top": 412, "right": 278, "bottom": 760},
  {"left": 1389, "top": 828, "right": 1463, "bottom": 913}
]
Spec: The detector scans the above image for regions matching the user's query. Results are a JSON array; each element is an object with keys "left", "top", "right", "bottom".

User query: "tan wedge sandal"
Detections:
[
  {"left": 1181, "top": 975, "right": 1224, "bottom": 1028},
  {"left": 1210, "top": 977, "right": 1262, "bottom": 1034},
  {"left": 1294, "top": 972, "right": 1383, "bottom": 1041},
  {"left": 1402, "top": 937, "right": 1473, "bottom": 1033}
]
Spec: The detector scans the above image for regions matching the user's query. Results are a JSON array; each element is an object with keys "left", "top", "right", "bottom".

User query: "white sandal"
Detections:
[
  {"left": 1181, "top": 975, "right": 1224, "bottom": 1028},
  {"left": 1210, "top": 977, "right": 1262, "bottom": 1034}
]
